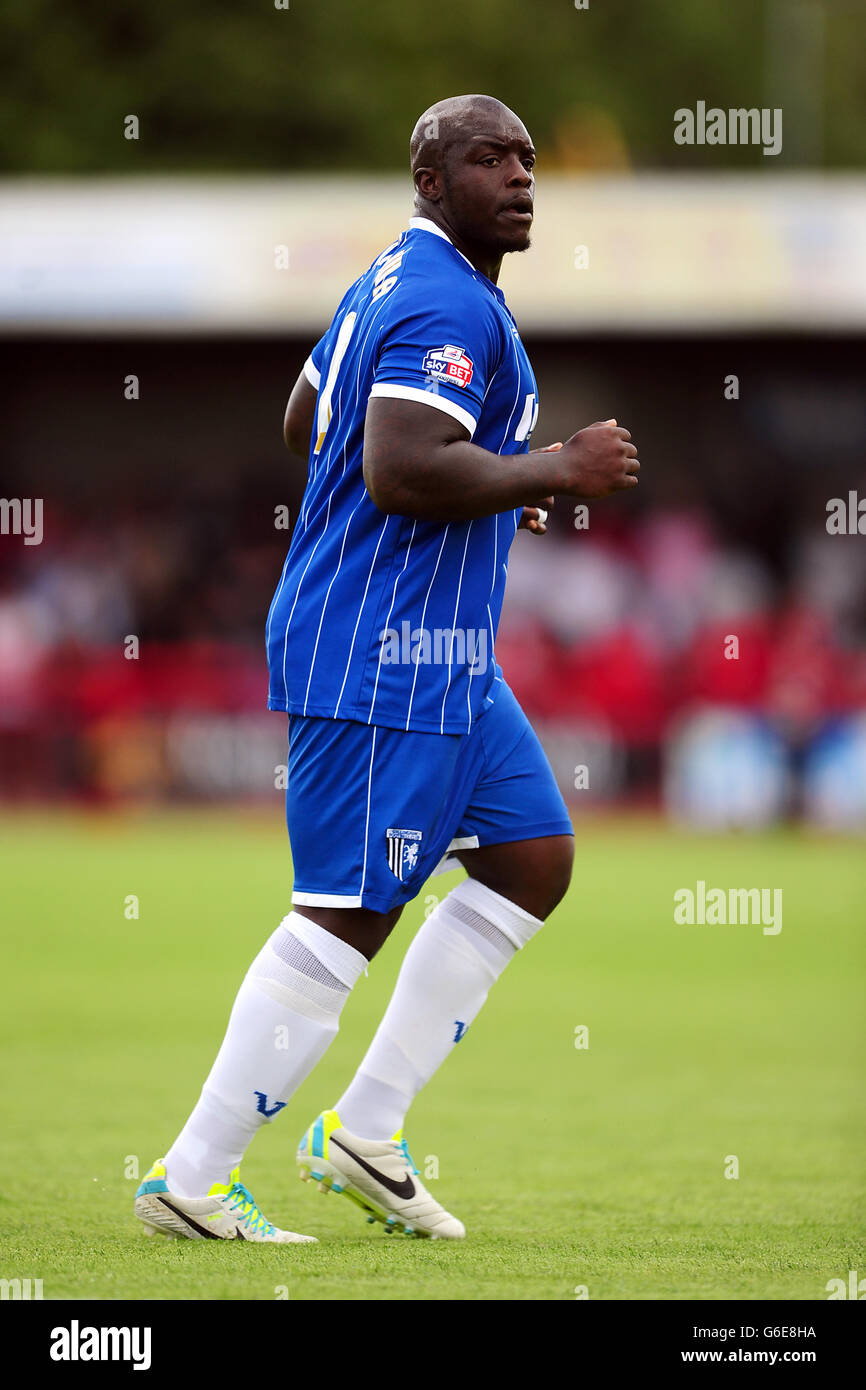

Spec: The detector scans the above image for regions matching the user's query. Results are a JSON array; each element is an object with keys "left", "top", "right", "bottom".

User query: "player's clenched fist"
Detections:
[{"left": 548, "top": 418, "right": 640, "bottom": 498}]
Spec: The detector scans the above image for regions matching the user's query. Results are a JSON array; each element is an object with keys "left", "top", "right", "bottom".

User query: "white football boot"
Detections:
[
  {"left": 134, "top": 1159, "right": 317, "bottom": 1243},
  {"left": 297, "top": 1109, "right": 465, "bottom": 1239}
]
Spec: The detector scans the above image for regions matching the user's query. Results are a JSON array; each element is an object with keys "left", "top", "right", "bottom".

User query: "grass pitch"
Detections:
[{"left": 0, "top": 808, "right": 863, "bottom": 1301}]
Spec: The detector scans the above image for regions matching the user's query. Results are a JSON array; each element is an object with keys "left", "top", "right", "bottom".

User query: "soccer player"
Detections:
[{"left": 135, "top": 94, "right": 639, "bottom": 1242}]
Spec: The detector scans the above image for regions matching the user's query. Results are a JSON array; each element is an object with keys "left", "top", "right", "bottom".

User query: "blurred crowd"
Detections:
[
  {"left": 499, "top": 503, "right": 866, "bottom": 747},
  {"left": 2, "top": 491, "right": 865, "bottom": 823}
]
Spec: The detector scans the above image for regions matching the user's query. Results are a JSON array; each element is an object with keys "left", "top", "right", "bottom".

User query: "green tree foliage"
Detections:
[{"left": 0, "top": 0, "right": 862, "bottom": 173}]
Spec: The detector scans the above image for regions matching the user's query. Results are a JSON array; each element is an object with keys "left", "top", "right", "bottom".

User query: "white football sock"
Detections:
[
  {"left": 335, "top": 878, "right": 543, "bottom": 1139},
  {"left": 164, "top": 912, "right": 366, "bottom": 1196}
]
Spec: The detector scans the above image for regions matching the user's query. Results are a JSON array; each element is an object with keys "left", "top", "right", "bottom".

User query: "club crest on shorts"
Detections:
[{"left": 386, "top": 827, "right": 422, "bottom": 881}]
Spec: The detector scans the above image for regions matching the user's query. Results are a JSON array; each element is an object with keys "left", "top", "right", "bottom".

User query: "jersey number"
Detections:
[
  {"left": 315, "top": 311, "right": 357, "bottom": 455},
  {"left": 515, "top": 393, "right": 538, "bottom": 443}
]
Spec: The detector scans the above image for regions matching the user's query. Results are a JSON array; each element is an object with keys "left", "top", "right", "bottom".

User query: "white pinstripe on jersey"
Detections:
[{"left": 266, "top": 220, "right": 539, "bottom": 736}]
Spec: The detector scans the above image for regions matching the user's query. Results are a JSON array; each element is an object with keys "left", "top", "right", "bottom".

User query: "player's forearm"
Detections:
[
  {"left": 365, "top": 438, "right": 558, "bottom": 522},
  {"left": 363, "top": 399, "right": 639, "bottom": 517}
]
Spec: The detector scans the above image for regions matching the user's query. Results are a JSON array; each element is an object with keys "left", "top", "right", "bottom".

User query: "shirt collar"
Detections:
[
  {"left": 409, "top": 214, "right": 453, "bottom": 244},
  {"left": 407, "top": 214, "right": 495, "bottom": 287}
]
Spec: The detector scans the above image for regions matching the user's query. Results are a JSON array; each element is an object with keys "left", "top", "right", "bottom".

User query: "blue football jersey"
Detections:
[{"left": 266, "top": 216, "right": 540, "bottom": 735}]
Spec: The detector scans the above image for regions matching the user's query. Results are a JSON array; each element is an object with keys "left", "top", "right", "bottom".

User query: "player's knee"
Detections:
[
  {"left": 464, "top": 834, "right": 574, "bottom": 922},
  {"left": 536, "top": 836, "right": 574, "bottom": 917}
]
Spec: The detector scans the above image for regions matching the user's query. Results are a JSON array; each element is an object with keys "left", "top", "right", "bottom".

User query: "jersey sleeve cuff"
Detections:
[
  {"left": 369, "top": 383, "right": 477, "bottom": 439},
  {"left": 303, "top": 355, "right": 321, "bottom": 390}
]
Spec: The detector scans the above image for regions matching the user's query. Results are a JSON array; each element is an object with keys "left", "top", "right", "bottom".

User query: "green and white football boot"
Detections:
[
  {"left": 297, "top": 1109, "right": 465, "bottom": 1240},
  {"left": 134, "top": 1159, "right": 317, "bottom": 1243}
]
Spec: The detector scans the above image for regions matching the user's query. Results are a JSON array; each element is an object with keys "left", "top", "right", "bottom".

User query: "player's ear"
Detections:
[{"left": 414, "top": 167, "right": 442, "bottom": 203}]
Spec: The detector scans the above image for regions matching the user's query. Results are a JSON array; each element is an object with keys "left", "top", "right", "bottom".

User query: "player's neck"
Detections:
[
  {"left": 414, "top": 208, "right": 502, "bottom": 284},
  {"left": 457, "top": 241, "right": 503, "bottom": 285}
]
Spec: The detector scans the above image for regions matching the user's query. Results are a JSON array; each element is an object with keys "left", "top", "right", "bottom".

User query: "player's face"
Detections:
[{"left": 443, "top": 122, "right": 536, "bottom": 255}]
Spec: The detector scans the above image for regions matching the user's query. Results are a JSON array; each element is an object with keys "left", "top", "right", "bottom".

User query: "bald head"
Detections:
[
  {"left": 408, "top": 94, "right": 535, "bottom": 275},
  {"left": 410, "top": 95, "right": 526, "bottom": 175}
]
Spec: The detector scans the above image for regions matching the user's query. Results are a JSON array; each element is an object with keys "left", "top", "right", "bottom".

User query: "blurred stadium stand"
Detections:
[{"left": 1, "top": 178, "right": 865, "bottom": 825}]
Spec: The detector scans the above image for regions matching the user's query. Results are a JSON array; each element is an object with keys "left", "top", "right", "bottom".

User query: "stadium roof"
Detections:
[{"left": 1, "top": 175, "right": 863, "bottom": 333}]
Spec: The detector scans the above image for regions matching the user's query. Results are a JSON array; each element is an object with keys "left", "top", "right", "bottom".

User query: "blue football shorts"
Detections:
[{"left": 285, "top": 681, "right": 573, "bottom": 914}]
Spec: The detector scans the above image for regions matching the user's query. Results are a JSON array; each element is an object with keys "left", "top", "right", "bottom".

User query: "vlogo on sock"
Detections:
[
  {"left": 453, "top": 1021, "right": 467, "bottom": 1043},
  {"left": 254, "top": 1091, "right": 287, "bottom": 1118}
]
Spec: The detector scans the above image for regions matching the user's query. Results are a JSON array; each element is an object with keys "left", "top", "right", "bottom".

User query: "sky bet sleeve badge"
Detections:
[{"left": 421, "top": 345, "right": 474, "bottom": 388}]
